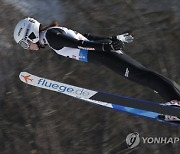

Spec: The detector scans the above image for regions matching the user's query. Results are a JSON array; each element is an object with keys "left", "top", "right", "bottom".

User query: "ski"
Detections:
[{"left": 19, "top": 72, "right": 180, "bottom": 126}]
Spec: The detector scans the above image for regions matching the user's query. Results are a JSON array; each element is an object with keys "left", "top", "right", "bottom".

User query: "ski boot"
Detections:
[
  {"left": 116, "top": 33, "right": 134, "bottom": 44},
  {"left": 158, "top": 100, "right": 180, "bottom": 122}
]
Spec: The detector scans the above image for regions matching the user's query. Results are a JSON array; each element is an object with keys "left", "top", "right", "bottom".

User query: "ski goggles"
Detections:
[
  {"left": 19, "top": 39, "right": 30, "bottom": 49},
  {"left": 19, "top": 23, "right": 32, "bottom": 49}
]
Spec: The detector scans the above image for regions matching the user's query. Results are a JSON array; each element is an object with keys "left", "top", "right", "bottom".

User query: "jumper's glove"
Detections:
[
  {"left": 103, "top": 40, "right": 124, "bottom": 51},
  {"left": 113, "top": 33, "right": 134, "bottom": 44}
]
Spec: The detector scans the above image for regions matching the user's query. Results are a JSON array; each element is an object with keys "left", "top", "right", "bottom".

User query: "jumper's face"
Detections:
[
  {"left": 28, "top": 42, "right": 39, "bottom": 51},
  {"left": 18, "top": 38, "right": 39, "bottom": 51}
]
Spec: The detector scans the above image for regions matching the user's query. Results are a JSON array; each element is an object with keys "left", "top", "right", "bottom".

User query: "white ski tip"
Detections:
[{"left": 19, "top": 72, "right": 33, "bottom": 84}]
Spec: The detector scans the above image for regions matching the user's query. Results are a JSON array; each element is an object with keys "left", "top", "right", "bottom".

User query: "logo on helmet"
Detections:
[
  {"left": 29, "top": 19, "right": 35, "bottom": 23},
  {"left": 24, "top": 28, "right": 30, "bottom": 40},
  {"left": 18, "top": 27, "right": 23, "bottom": 36}
]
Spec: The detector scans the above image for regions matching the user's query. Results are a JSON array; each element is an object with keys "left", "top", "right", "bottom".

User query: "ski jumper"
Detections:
[{"left": 39, "top": 27, "right": 180, "bottom": 102}]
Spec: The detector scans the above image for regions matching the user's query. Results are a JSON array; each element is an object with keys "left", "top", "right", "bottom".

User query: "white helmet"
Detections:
[{"left": 14, "top": 17, "right": 40, "bottom": 49}]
